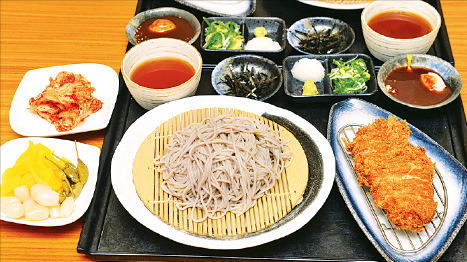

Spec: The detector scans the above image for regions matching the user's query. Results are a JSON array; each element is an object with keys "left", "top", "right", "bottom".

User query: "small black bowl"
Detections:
[
  {"left": 287, "top": 17, "right": 355, "bottom": 55},
  {"left": 212, "top": 55, "right": 282, "bottom": 101},
  {"left": 283, "top": 54, "right": 377, "bottom": 102}
]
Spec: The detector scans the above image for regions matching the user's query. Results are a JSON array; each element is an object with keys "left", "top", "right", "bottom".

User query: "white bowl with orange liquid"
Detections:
[
  {"left": 122, "top": 38, "right": 203, "bottom": 110},
  {"left": 361, "top": 0, "right": 441, "bottom": 62}
]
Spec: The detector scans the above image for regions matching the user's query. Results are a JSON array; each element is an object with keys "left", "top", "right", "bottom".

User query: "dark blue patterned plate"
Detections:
[{"left": 327, "top": 98, "right": 467, "bottom": 262}]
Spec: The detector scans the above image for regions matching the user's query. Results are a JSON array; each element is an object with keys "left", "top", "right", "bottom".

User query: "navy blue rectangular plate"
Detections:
[{"left": 327, "top": 98, "right": 467, "bottom": 262}]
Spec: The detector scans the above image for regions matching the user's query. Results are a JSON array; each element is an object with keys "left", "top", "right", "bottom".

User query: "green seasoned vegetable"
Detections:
[
  {"left": 203, "top": 17, "right": 244, "bottom": 50},
  {"left": 329, "top": 58, "right": 371, "bottom": 94}
]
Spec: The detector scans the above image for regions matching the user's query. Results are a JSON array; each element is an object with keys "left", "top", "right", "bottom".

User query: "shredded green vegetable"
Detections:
[
  {"left": 329, "top": 58, "right": 370, "bottom": 94},
  {"left": 203, "top": 17, "right": 244, "bottom": 50}
]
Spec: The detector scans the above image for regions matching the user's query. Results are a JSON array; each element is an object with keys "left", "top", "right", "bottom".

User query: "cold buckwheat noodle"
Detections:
[{"left": 154, "top": 115, "right": 293, "bottom": 222}]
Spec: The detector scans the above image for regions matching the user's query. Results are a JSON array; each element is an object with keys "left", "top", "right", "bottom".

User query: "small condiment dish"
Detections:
[
  {"left": 201, "top": 17, "right": 286, "bottom": 54},
  {"left": 211, "top": 55, "right": 282, "bottom": 101},
  {"left": 126, "top": 7, "right": 201, "bottom": 45},
  {"left": 283, "top": 54, "right": 377, "bottom": 102},
  {"left": 287, "top": 17, "right": 355, "bottom": 55},
  {"left": 377, "top": 54, "right": 462, "bottom": 109},
  {"left": 361, "top": 0, "right": 441, "bottom": 62},
  {"left": 122, "top": 38, "right": 203, "bottom": 110}
]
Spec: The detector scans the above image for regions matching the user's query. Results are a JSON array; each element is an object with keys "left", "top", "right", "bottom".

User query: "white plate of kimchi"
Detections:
[{"left": 9, "top": 63, "right": 119, "bottom": 137}]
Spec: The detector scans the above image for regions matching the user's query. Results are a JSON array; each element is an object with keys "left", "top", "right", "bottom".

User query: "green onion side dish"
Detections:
[
  {"left": 329, "top": 58, "right": 370, "bottom": 94},
  {"left": 203, "top": 18, "right": 244, "bottom": 50}
]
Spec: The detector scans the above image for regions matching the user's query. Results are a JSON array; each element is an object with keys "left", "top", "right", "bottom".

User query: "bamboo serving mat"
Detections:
[{"left": 133, "top": 108, "right": 309, "bottom": 237}]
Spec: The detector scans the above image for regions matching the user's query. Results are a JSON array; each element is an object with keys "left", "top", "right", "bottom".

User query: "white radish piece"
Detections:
[
  {"left": 22, "top": 198, "right": 36, "bottom": 212},
  {"left": 32, "top": 189, "right": 59, "bottom": 207},
  {"left": 60, "top": 197, "right": 75, "bottom": 218},
  {"left": 25, "top": 204, "right": 50, "bottom": 221},
  {"left": 14, "top": 185, "right": 30, "bottom": 202},
  {"left": 30, "top": 184, "right": 52, "bottom": 199},
  {"left": 1, "top": 196, "right": 21, "bottom": 213},
  {"left": 5, "top": 202, "right": 24, "bottom": 219},
  {"left": 49, "top": 205, "right": 60, "bottom": 219}
]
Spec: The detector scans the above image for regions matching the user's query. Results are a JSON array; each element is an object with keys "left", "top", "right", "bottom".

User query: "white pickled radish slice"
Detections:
[
  {"left": 1, "top": 196, "right": 21, "bottom": 213},
  {"left": 33, "top": 189, "right": 59, "bottom": 207},
  {"left": 14, "top": 185, "right": 30, "bottom": 202},
  {"left": 49, "top": 205, "right": 60, "bottom": 219},
  {"left": 6, "top": 202, "right": 24, "bottom": 219},
  {"left": 30, "top": 184, "right": 52, "bottom": 199},
  {"left": 25, "top": 204, "right": 49, "bottom": 221},
  {"left": 60, "top": 197, "right": 75, "bottom": 218},
  {"left": 22, "top": 198, "right": 37, "bottom": 212}
]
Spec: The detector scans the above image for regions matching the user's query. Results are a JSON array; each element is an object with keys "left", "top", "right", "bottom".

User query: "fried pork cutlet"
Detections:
[
  {"left": 345, "top": 116, "right": 437, "bottom": 232},
  {"left": 29, "top": 71, "right": 103, "bottom": 132}
]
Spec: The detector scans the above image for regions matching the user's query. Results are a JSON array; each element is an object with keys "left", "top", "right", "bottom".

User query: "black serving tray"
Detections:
[{"left": 77, "top": 0, "right": 467, "bottom": 261}]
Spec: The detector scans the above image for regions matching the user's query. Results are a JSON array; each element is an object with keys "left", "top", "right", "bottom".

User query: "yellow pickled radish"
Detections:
[
  {"left": 20, "top": 172, "right": 36, "bottom": 190},
  {"left": 1, "top": 141, "right": 69, "bottom": 198},
  {"left": 30, "top": 161, "right": 61, "bottom": 191},
  {"left": 1, "top": 169, "right": 23, "bottom": 197}
]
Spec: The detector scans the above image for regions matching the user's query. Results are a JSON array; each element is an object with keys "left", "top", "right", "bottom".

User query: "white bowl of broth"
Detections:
[
  {"left": 361, "top": 0, "right": 441, "bottom": 62},
  {"left": 126, "top": 7, "right": 201, "bottom": 45},
  {"left": 377, "top": 54, "right": 462, "bottom": 109},
  {"left": 122, "top": 38, "right": 203, "bottom": 110}
]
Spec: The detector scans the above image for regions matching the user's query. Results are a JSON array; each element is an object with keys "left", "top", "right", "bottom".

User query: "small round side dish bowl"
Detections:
[
  {"left": 287, "top": 17, "right": 355, "bottom": 55},
  {"left": 361, "top": 0, "right": 441, "bottom": 62},
  {"left": 377, "top": 54, "right": 462, "bottom": 109},
  {"left": 211, "top": 55, "right": 282, "bottom": 101},
  {"left": 122, "top": 38, "right": 203, "bottom": 110},
  {"left": 126, "top": 7, "right": 201, "bottom": 45}
]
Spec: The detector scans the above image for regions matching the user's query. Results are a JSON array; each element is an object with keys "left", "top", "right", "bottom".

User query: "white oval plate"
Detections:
[
  {"left": 9, "top": 63, "right": 119, "bottom": 137},
  {"left": 111, "top": 95, "right": 335, "bottom": 249},
  {"left": 297, "top": 0, "right": 373, "bottom": 10},
  {"left": 0, "top": 137, "right": 99, "bottom": 226}
]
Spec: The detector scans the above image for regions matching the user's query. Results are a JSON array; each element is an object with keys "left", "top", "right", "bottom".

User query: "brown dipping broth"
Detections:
[
  {"left": 368, "top": 11, "right": 432, "bottom": 39},
  {"left": 135, "top": 16, "right": 194, "bottom": 43},
  {"left": 130, "top": 57, "right": 196, "bottom": 89},
  {"left": 384, "top": 66, "right": 452, "bottom": 106}
]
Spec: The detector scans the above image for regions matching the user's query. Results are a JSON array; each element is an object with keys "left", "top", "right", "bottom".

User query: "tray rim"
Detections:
[{"left": 78, "top": 0, "right": 464, "bottom": 260}]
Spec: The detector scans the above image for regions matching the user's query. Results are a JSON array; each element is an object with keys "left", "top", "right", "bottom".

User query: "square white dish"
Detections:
[
  {"left": 9, "top": 63, "right": 119, "bottom": 137},
  {"left": 0, "top": 137, "right": 99, "bottom": 226}
]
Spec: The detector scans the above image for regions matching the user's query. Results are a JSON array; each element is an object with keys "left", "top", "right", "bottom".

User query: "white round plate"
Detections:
[
  {"left": 111, "top": 95, "right": 335, "bottom": 249},
  {"left": 297, "top": 0, "right": 373, "bottom": 10},
  {"left": 9, "top": 63, "right": 119, "bottom": 137},
  {"left": 0, "top": 137, "right": 99, "bottom": 226}
]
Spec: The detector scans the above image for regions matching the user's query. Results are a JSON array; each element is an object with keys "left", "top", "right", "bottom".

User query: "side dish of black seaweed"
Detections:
[{"left": 219, "top": 64, "right": 278, "bottom": 100}]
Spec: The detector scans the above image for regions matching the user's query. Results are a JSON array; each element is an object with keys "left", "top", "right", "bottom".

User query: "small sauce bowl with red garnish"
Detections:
[
  {"left": 377, "top": 54, "right": 462, "bottom": 109},
  {"left": 126, "top": 7, "right": 201, "bottom": 46}
]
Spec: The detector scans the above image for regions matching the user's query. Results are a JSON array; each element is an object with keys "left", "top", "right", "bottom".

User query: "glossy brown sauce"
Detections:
[
  {"left": 130, "top": 57, "right": 195, "bottom": 89},
  {"left": 135, "top": 16, "right": 194, "bottom": 43},
  {"left": 384, "top": 66, "right": 452, "bottom": 106},
  {"left": 368, "top": 11, "right": 432, "bottom": 39}
]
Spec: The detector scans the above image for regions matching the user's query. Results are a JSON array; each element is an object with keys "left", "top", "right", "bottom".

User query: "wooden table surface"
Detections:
[{"left": 1, "top": 1, "right": 466, "bottom": 261}]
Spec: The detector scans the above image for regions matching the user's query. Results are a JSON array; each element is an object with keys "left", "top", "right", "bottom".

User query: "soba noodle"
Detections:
[{"left": 154, "top": 115, "right": 292, "bottom": 222}]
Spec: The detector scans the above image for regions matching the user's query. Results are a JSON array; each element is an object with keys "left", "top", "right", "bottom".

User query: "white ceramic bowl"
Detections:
[
  {"left": 361, "top": 0, "right": 441, "bottom": 62},
  {"left": 122, "top": 38, "right": 203, "bottom": 110}
]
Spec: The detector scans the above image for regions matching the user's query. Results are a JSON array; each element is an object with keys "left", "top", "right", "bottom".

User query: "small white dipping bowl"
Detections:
[
  {"left": 361, "top": 0, "right": 441, "bottom": 62},
  {"left": 122, "top": 38, "right": 203, "bottom": 110}
]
